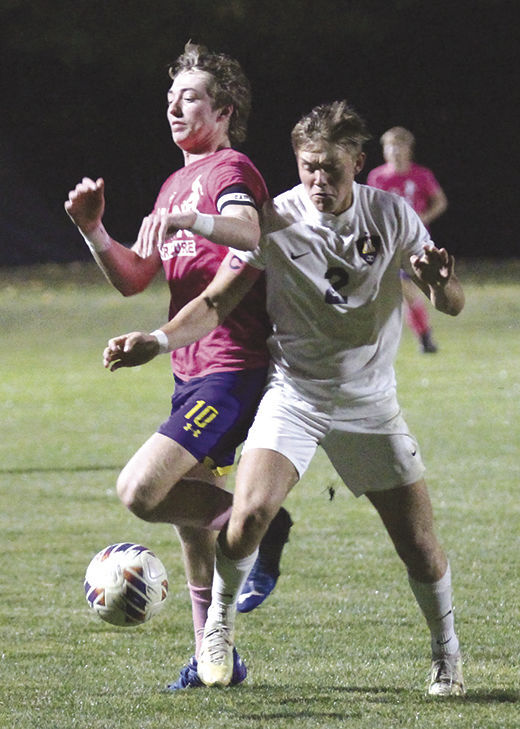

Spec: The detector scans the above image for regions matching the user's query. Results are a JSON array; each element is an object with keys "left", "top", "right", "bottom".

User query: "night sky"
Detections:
[{"left": 1, "top": 0, "right": 517, "bottom": 265}]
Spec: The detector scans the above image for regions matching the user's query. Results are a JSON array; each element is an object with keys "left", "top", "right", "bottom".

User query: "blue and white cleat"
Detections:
[
  {"left": 237, "top": 506, "right": 293, "bottom": 613},
  {"left": 166, "top": 649, "right": 247, "bottom": 690}
]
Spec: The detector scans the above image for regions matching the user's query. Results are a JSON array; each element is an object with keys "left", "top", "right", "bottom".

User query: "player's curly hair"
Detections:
[
  {"left": 169, "top": 42, "right": 251, "bottom": 147},
  {"left": 291, "top": 100, "right": 372, "bottom": 155}
]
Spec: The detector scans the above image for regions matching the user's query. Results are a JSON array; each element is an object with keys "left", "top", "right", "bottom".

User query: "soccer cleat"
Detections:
[
  {"left": 166, "top": 649, "right": 247, "bottom": 690},
  {"left": 197, "top": 622, "right": 236, "bottom": 687},
  {"left": 428, "top": 652, "right": 465, "bottom": 696},
  {"left": 420, "top": 330, "right": 438, "bottom": 353},
  {"left": 237, "top": 506, "right": 293, "bottom": 613}
]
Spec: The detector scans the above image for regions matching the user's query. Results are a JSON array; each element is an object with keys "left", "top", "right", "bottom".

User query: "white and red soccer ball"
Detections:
[{"left": 84, "top": 542, "right": 168, "bottom": 626}]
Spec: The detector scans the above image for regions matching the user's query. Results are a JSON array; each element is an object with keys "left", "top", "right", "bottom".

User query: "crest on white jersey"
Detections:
[{"left": 356, "top": 234, "right": 381, "bottom": 265}]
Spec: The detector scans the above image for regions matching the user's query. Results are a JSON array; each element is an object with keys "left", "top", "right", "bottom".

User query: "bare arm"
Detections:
[
  {"left": 419, "top": 187, "right": 448, "bottom": 227},
  {"left": 410, "top": 245, "right": 465, "bottom": 316},
  {"left": 134, "top": 203, "right": 261, "bottom": 258},
  {"left": 103, "top": 253, "right": 261, "bottom": 371},
  {"left": 64, "top": 177, "right": 162, "bottom": 295}
]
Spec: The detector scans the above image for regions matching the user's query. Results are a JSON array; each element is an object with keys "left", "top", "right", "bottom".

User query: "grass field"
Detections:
[{"left": 1, "top": 260, "right": 519, "bottom": 728}]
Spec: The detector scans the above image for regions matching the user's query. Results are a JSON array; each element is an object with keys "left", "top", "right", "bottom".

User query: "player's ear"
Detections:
[
  {"left": 355, "top": 152, "right": 366, "bottom": 175},
  {"left": 218, "top": 104, "right": 233, "bottom": 121}
]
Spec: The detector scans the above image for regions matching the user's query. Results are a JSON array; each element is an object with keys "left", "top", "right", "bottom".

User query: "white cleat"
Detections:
[
  {"left": 428, "top": 652, "right": 466, "bottom": 696},
  {"left": 197, "top": 623, "right": 235, "bottom": 687}
]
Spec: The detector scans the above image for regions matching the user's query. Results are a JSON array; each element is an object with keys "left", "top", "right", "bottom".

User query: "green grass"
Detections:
[{"left": 1, "top": 260, "right": 519, "bottom": 728}]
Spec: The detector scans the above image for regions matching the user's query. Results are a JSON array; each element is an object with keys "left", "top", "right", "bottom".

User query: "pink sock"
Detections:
[
  {"left": 205, "top": 505, "right": 232, "bottom": 531},
  {"left": 188, "top": 583, "right": 212, "bottom": 658},
  {"left": 405, "top": 300, "right": 430, "bottom": 337}
]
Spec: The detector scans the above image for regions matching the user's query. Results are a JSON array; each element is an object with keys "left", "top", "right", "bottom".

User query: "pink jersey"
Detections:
[
  {"left": 367, "top": 162, "right": 441, "bottom": 217},
  {"left": 154, "top": 148, "right": 271, "bottom": 380}
]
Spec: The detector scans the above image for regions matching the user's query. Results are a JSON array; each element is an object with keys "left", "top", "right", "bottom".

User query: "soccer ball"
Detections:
[{"left": 84, "top": 542, "right": 168, "bottom": 626}]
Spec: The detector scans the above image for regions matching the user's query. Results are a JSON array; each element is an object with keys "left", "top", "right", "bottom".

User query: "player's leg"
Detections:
[
  {"left": 197, "top": 379, "right": 323, "bottom": 686},
  {"left": 323, "top": 419, "right": 463, "bottom": 696},
  {"left": 366, "top": 481, "right": 464, "bottom": 696},
  {"left": 198, "top": 447, "right": 299, "bottom": 687},
  {"left": 117, "top": 432, "right": 234, "bottom": 526},
  {"left": 402, "top": 273, "right": 438, "bottom": 353},
  {"left": 237, "top": 503, "right": 293, "bottom": 613},
  {"left": 118, "top": 370, "right": 292, "bottom": 689}
]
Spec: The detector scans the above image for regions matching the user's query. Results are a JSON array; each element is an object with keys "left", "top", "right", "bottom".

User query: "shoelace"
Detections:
[
  {"left": 432, "top": 658, "right": 454, "bottom": 685},
  {"left": 204, "top": 627, "right": 233, "bottom": 662},
  {"left": 431, "top": 657, "right": 463, "bottom": 691}
]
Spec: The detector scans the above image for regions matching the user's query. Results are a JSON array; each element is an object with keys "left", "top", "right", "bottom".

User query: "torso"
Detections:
[
  {"left": 154, "top": 148, "right": 271, "bottom": 379},
  {"left": 237, "top": 183, "right": 432, "bottom": 415},
  {"left": 367, "top": 162, "right": 441, "bottom": 216}
]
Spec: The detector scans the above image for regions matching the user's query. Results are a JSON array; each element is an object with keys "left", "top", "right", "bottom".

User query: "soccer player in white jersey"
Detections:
[{"left": 103, "top": 100, "right": 466, "bottom": 696}]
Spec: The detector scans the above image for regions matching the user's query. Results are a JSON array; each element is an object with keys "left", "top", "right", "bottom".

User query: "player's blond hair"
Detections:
[
  {"left": 169, "top": 42, "right": 251, "bottom": 146},
  {"left": 291, "top": 100, "right": 371, "bottom": 155},
  {"left": 379, "top": 126, "right": 415, "bottom": 148}
]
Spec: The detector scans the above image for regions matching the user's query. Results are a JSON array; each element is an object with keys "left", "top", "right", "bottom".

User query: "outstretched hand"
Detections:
[
  {"left": 410, "top": 245, "right": 454, "bottom": 288},
  {"left": 65, "top": 177, "right": 105, "bottom": 232},
  {"left": 134, "top": 210, "right": 197, "bottom": 258},
  {"left": 103, "top": 332, "right": 160, "bottom": 371}
]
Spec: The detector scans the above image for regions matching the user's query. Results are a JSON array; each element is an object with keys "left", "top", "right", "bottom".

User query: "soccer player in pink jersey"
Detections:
[
  {"left": 65, "top": 42, "right": 291, "bottom": 689},
  {"left": 367, "top": 127, "right": 448, "bottom": 353}
]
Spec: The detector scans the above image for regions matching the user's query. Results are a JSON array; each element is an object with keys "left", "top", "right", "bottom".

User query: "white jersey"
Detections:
[{"left": 233, "top": 182, "right": 433, "bottom": 417}]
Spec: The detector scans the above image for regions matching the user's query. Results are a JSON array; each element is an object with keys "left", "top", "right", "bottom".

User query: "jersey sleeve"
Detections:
[
  {"left": 396, "top": 197, "right": 434, "bottom": 275},
  {"left": 366, "top": 167, "right": 382, "bottom": 187},
  {"left": 420, "top": 167, "right": 442, "bottom": 196},
  {"left": 228, "top": 241, "right": 266, "bottom": 270},
  {"left": 216, "top": 184, "right": 258, "bottom": 213},
  {"left": 210, "top": 154, "right": 269, "bottom": 211}
]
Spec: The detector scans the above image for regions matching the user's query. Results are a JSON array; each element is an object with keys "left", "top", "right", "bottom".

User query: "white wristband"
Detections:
[
  {"left": 150, "top": 329, "right": 170, "bottom": 354},
  {"left": 191, "top": 212, "right": 215, "bottom": 238},
  {"left": 80, "top": 228, "right": 112, "bottom": 253}
]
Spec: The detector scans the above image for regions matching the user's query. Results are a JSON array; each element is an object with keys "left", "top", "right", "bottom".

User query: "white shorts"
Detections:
[{"left": 241, "top": 375, "right": 425, "bottom": 497}]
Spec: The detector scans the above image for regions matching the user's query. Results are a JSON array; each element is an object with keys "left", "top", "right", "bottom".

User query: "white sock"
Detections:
[
  {"left": 408, "top": 563, "right": 460, "bottom": 658},
  {"left": 207, "top": 543, "right": 258, "bottom": 630}
]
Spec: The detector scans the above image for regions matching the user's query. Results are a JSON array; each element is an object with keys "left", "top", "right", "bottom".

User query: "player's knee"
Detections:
[
  {"left": 396, "top": 528, "right": 441, "bottom": 574},
  {"left": 231, "top": 502, "right": 277, "bottom": 546},
  {"left": 116, "top": 472, "right": 155, "bottom": 521}
]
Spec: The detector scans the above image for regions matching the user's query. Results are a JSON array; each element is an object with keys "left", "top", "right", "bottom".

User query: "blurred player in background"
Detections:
[
  {"left": 65, "top": 42, "right": 292, "bottom": 690},
  {"left": 103, "top": 100, "right": 465, "bottom": 697},
  {"left": 367, "top": 126, "right": 448, "bottom": 353}
]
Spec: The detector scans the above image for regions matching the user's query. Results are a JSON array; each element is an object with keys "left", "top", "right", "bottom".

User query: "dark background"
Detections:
[{"left": 0, "top": 0, "right": 517, "bottom": 266}]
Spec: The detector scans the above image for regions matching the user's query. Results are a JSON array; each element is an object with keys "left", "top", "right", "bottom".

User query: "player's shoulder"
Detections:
[
  {"left": 366, "top": 163, "right": 388, "bottom": 181},
  {"left": 357, "top": 183, "right": 412, "bottom": 226},
  {"left": 211, "top": 149, "right": 267, "bottom": 194},
  {"left": 410, "top": 162, "right": 435, "bottom": 178},
  {"left": 357, "top": 181, "right": 403, "bottom": 208},
  {"left": 211, "top": 148, "right": 258, "bottom": 171},
  {"left": 261, "top": 185, "right": 306, "bottom": 234}
]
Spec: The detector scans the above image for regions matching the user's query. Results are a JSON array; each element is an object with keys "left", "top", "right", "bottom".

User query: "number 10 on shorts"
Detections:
[{"left": 184, "top": 400, "right": 219, "bottom": 437}]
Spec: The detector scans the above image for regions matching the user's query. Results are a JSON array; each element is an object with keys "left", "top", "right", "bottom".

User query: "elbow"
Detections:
[
  {"left": 241, "top": 228, "right": 261, "bottom": 251},
  {"left": 444, "top": 294, "right": 465, "bottom": 317},
  {"left": 116, "top": 283, "right": 143, "bottom": 297}
]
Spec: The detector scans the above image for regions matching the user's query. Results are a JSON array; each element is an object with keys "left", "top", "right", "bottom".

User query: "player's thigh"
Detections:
[
  {"left": 118, "top": 432, "right": 199, "bottom": 499},
  {"left": 240, "top": 379, "right": 324, "bottom": 480},
  {"left": 233, "top": 448, "right": 298, "bottom": 520},
  {"left": 322, "top": 422, "right": 425, "bottom": 497},
  {"left": 366, "top": 478, "right": 435, "bottom": 538}
]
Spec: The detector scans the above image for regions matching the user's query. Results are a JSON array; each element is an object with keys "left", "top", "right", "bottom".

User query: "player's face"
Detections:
[
  {"left": 167, "top": 70, "right": 229, "bottom": 153},
  {"left": 383, "top": 139, "right": 412, "bottom": 166},
  {"left": 297, "top": 143, "right": 365, "bottom": 215}
]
